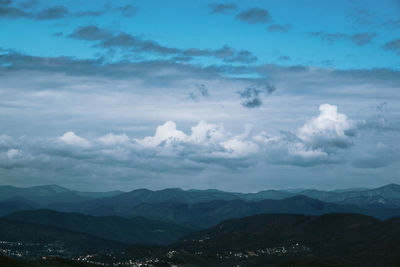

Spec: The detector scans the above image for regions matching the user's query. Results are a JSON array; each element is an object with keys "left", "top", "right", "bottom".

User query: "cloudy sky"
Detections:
[{"left": 0, "top": 0, "right": 399, "bottom": 192}]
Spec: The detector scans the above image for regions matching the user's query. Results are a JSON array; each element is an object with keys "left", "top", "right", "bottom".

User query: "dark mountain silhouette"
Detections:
[
  {"left": 6, "top": 209, "right": 192, "bottom": 245},
  {"left": 2, "top": 184, "right": 400, "bottom": 214},
  {"left": 0, "top": 218, "right": 125, "bottom": 254},
  {"left": 0, "top": 197, "right": 37, "bottom": 216},
  {"left": 297, "top": 183, "right": 400, "bottom": 207},
  {"left": 117, "top": 195, "right": 364, "bottom": 228},
  {"left": 136, "top": 213, "right": 400, "bottom": 266},
  {"left": 51, "top": 195, "right": 399, "bottom": 229}
]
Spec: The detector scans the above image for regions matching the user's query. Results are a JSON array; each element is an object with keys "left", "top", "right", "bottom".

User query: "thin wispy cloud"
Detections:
[
  {"left": 308, "top": 31, "right": 377, "bottom": 46},
  {"left": 235, "top": 8, "right": 271, "bottom": 24},
  {"left": 208, "top": 3, "right": 238, "bottom": 14}
]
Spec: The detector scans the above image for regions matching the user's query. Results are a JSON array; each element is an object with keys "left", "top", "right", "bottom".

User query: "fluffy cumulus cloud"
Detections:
[
  {"left": 98, "top": 133, "right": 130, "bottom": 146},
  {"left": 0, "top": 100, "right": 398, "bottom": 190},
  {"left": 0, "top": 104, "right": 358, "bottom": 171},
  {"left": 135, "top": 121, "right": 188, "bottom": 147},
  {"left": 133, "top": 120, "right": 257, "bottom": 158},
  {"left": 59, "top": 131, "right": 90, "bottom": 148},
  {"left": 296, "top": 104, "right": 354, "bottom": 150}
]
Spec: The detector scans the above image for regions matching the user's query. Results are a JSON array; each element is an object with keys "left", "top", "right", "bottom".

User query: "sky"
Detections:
[{"left": 0, "top": 0, "right": 399, "bottom": 192}]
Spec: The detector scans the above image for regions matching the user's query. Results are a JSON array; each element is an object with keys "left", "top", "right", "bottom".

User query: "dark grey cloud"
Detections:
[
  {"left": 268, "top": 24, "right": 291, "bottom": 33},
  {"left": 238, "top": 82, "right": 276, "bottom": 108},
  {"left": 68, "top": 25, "right": 257, "bottom": 63},
  {"left": 308, "top": 31, "right": 377, "bottom": 46},
  {"left": 0, "top": 51, "right": 225, "bottom": 83},
  {"left": 278, "top": 55, "right": 291, "bottom": 61},
  {"left": 347, "top": 8, "right": 373, "bottom": 26},
  {"left": 189, "top": 84, "right": 209, "bottom": 101},
  {"left": 74, "top": 5, "right": 138, "bottom": 18},
  {"left": 114, "top": 5, "right": 138, "bottom": 17},
  {"left": 384, "top": 39, "right": 400, "bottom": 54},
  {"left": 381, "top": 19, "right": 400, "bottom": 27},
  {"left": 19, "top": 0, "right": 38, "bottom": 9},
  {"left": 36, "top": 5, "right": 69, "bottom": 20},
  {"left": 0, "top": 3, "right": 137, "bottom": 20},
  {"left": 70, "top": 27, "right": 180, "bottom": 55},
  {"left": 351, "top": 33, "right": 377, "bottom": 46},
  {"left": 223, "top": 50, "right": 257, "bottom": 63},
  {"left": 235, "top": 8, "right": 271, "bottom": 24},
  {"left": 2, "top": 48, "right": 400, "bottom": 89},
  {"left": 308, "top": 32, "right": 347, "bottom": 44},
  {"left": 101, "top": 33, "right": 181, "bottom": 55},
  {"left": 75, "top": 10, "right": 105, "bottom": 17},
  {"left": 69, "top": 25, "right": 114, "bottom": 41},
  {"left": 239, "top": 88, "right": 262, "bottom": 108},
  {"left": 0, "top": 5, "right": 30, "bottom": 18},
  {"left": 208, "top": 3, "right": 237, "bottom": 14},
  {"left": 183, "top": 45, "right": 257, "bottom": 63},
  {"left": 99, "top": 33, "right": 136, "bottom": 47}
]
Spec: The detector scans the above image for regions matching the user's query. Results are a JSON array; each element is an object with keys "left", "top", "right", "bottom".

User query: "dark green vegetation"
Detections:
[
  {"left": 7, "top": 209, "right": 192, "bottom": 245},
  {"left": 1, "top": 184, "right": 400, "bottom": 266},
  {"left": 121, "top": 213, "right": 400, "bottom": 267},
  {"left": 0, "top": 218, "right": 124, "bottom": 255}
]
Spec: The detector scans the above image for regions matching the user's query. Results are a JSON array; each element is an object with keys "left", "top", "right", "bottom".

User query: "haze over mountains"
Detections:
[
  {"left": 2, "top": 183, "right": 400, "bottom": 207},
  {"left": 2, "top": 183, "right": 400, "bottom": 219}
]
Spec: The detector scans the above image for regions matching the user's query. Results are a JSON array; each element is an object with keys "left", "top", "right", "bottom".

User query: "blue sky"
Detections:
[{"left": 0, "top": 0, "right": 399, "bottom": 191}]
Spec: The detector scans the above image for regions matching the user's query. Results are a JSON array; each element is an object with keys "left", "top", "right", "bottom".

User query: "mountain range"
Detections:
[
  {"left": 2, "top": 183, "right": 400, "bottom": 210},
  {"left": 1, "top": 184, "right": 400, "bottom": 266}
]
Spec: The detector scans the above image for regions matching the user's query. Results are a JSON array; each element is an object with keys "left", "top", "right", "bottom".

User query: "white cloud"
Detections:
[
  {"left": 7, "top": 148, "right": 21, "bottom": 159},
  {"left": 188, "top": 120, "right": 226, "bottom": 144},
  {"left": 59, "top": 131, "right": 90, "bottom": 148},
  {"left": 98, "top": 133, "right": 130, "bottom": 146},
  {"left": 134, "top": 120, "right": 259, "bottom": 158},
  {"left": 253, "top": 131, "right": 281, "bottom": 144},
  {"left": 0, "top": 134, "right": 14, "bottom": 148},
  {"left": 219, "top": 138, "right": 259, "bottom": 158},
  {"left": 135, "top": 121, "right": 188, "bottom": 147},
  {"left": 288, "top": 142, "right": 327, "bottom": 158},
  {"left": 297, "top": 104, "right": 354, "bottom": 148}
]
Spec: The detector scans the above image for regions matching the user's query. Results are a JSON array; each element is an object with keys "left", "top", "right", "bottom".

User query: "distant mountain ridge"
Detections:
[
  {"left": 2, "top": 183, "right": 400, "bottom": 206},
  {"left": 0, "top": 184, "right": 123, "bottom": 205},
  {"left": 2, "top": 184, "right": 400, "bottom": 223}
]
